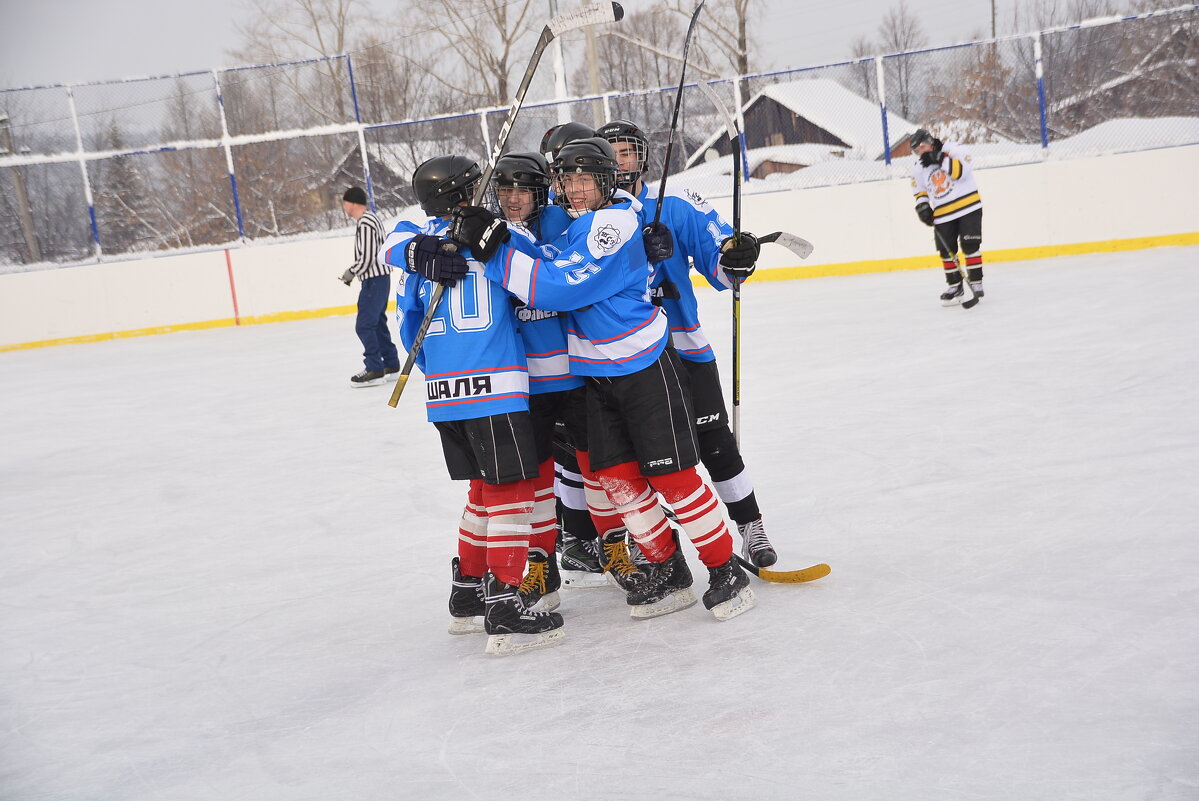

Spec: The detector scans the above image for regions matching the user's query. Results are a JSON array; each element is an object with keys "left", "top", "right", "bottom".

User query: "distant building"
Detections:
[{"left": 688, "top": 78, "right": 917, "bottom": 178}]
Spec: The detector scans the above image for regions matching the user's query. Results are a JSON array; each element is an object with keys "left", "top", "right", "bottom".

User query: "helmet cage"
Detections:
[
  {"left": 550, "top": 138, "right": 619, "bottom": 218},
  {"left": 490, "top": 152, "right": 551, "bottom": 225},
  {"left": 596, "top": 120, "right": 650, "bottom": 190},
  {"left": 909, "top": 128, "right": 935, "bottom": 151}
]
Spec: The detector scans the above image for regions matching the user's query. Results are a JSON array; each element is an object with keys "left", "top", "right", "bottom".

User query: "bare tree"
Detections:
[
  {"left": 419, "top": 0, "right": 540, "bottom": 108},
  {"left": 877, "top": 0, "right": 929, "bottom": 120}
]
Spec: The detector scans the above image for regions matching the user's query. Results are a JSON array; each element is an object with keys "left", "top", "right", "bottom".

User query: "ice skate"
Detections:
[
  {"left": 350, "top": 368, "right": 386, "bottom": 387},
  {"left": 558, "top": 532, "right": 609, "bottom": 588},
  {"left": 737, "top": 517, "right": 777, "bottom": 568},
  {"left": 940, "top": 281, "right": 965, "bottom": 306},
  {"left": 518, "top": 547, "right": 561, "bottom": 612},
  {"left": 383, "top": 365, "right": 401, "bottom": 381},
  {"left": 447, "top": 557, "right": 485, "bottom": 635},
  {"left": 483, "top": 573, "right": 565, "bottom": 655},
  {"left": 969, "top": 280, "right": 984, "bottom": 299},
  {"left": 702, "top": 556, "right": 756, "bottom": 622},
  {"left": 600, "top": 530, "right": 647, "bottom": 592},
  {"left": 626, "top": 548, "right": 697, "bottom": 619}
]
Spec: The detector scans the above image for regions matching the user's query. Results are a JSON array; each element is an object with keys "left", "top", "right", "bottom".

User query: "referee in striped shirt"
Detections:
[{"left": 340, "top": 186, "right": 399, "bottom": 387}]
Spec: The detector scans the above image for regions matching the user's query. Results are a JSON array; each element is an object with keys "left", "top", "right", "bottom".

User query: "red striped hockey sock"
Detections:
[
  {"left": 529, "top": 459, "right": 558, "bottom": 556},
  {"left": 480, "top": 479, "right": 534, "bottom": 587},
  {"left": 457, "top": 479, "right": 488, "bottom": 579},
  {"left": 649, "top": 468, "right": 734, "bottom": 568},
  {"left": 594, "top": 461, "right": 677, "bottom": 562}
]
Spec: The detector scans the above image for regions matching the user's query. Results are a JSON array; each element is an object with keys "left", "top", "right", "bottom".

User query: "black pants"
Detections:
[{"left": 933, "top": 208, "right": 983, "bottom": 261}]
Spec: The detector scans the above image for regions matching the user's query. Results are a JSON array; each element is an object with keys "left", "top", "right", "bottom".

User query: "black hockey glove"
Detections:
[
  {"left": 449, "top": 205, "right": 510, "bottom": 262},
  {"left": 339, "top": 268, "right": 355, "bottom": 286},
  {"left": 915, "top": 202, "right": 935, "bottom": 227},
  {"left": 406, "top": 234, "right": 469, "bottom": 287},
  {"left": 642, "top": 221, "right": 674, "bottom": 264},
  {"left": 719, "top": 232, "right": 761, "bottom": 279},
  {"left": 919, "top": 140, "right": 945, "bottom": 167}
]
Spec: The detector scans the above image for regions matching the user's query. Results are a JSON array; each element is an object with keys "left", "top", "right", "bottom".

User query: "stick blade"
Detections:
[
  {"left": 760, "top": 231, "right": 815, "bottom": 260},
  {"left": 549, "top": 2, "right": 622, "bottom": 36},
  {"left": 757, "top": 562, "right": 831, "bottom": 584}
]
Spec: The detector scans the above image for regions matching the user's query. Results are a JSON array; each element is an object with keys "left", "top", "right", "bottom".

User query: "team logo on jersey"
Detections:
[
  {"left": 592, "top": 224, "right": 622, "bottom": 252},
  {"left": 930, "top": 168, "right": 952, "bottom": 198},
  {"left": 684, "top": 188, "right": 710, "bottom": 210},
  {"left": 516, "top": 307, "right": 558, "bottom": 322}
]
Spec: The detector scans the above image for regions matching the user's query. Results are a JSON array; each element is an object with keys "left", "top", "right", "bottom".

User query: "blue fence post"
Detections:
[
  {"left": 876, "top": 57, "right": 892, "bottom": 165},
  {"left": 345, "top": 55, "right": 376, "bottom": 212},
  {"left": 1034, "top": 33, "right": 1049, "bottom": 151},
  {"left": 64, "top": 85, "right": 103, "bottom": 259},
  {"left": 212, "top": 69, "right": 247, "bottom": 241}
]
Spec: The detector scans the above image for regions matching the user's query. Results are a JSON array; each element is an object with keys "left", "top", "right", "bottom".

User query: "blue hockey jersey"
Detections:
[
  {"left": 480, "top": 196, "right": 669, "bottom": 378},
  {"left": 381, "top": 217, "right": 529, "bottom": 422},
  {"left": 507, "top": 222, "right": 584, "bottom": 395},
  {"left": 635, "top": 182, "right": 734, "bottom": 363}
]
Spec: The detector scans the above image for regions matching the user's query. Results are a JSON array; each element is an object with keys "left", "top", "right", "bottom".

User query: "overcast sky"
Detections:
[{"left": 0, "top": 0, "right": 1013, "bottom": 90}]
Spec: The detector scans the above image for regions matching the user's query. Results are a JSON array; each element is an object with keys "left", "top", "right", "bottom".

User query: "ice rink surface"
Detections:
[{"left": 2, "top": 246, "right": 1198, "bottom": 800}]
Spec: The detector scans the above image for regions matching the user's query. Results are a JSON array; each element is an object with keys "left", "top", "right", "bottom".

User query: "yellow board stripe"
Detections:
[{"left": 3, "top": 233, "right": 1198, "bottom": 352}]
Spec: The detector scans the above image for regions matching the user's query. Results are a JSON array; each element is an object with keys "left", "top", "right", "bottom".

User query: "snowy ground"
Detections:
[{"left": 2, "top": 246, "right": 1198, "bottom": 801}]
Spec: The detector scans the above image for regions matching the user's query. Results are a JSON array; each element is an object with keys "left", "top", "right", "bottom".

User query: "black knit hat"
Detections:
[{"left": 342, "top": 186, "right": 367, "bottom": 205}]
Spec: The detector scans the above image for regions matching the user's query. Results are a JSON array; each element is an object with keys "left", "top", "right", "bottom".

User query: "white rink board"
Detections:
[{"left": 1, "top": 146, "right": 1197, "bottom": 347}]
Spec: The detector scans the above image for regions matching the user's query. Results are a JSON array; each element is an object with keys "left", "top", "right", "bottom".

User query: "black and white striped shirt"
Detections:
[{"left": 348, "top": 211, "right": 390, "bottom": 280}]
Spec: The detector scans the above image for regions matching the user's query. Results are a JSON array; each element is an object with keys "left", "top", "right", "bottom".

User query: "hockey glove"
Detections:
[
  {"left": 916, "top": 202, "right": 935, "bottom": 227},
  {"left": 450, "top": 206, "right": 510, "bottom": 262},
  {"left": 719, "top": 232, "right": 761, "bottom": 279},
  {"left": 406, "top": 234, "right": 469, "bottom": 287},
  {"left": 339, "top": 268, "right": 355, "bottom": 286},
  {"left": 642, "top": 221, "right": 674, "bottom": 264}
]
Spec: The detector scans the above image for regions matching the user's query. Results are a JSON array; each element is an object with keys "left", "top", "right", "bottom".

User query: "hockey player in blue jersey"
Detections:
[
  {"left": 595, "top": 118, "right": 779, "bottom": 569},
  {"left": 445, "top": 138, "right": 755, "bottom": 622},
  {"left": 379, "top": 154, "right": 563, "bottom": 655},
  {"left": 487, "top": 152, "right": 646, "bottom": 599}
]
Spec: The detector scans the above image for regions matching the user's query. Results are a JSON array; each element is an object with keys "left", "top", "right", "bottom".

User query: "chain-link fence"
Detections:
[{"left": 2, "top": 4, "right": 1196, "bottom": 269}]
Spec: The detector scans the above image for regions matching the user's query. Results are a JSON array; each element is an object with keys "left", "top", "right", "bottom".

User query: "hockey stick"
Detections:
[
  {"left": 932, "top": 225, "right": 978, "bottom": 309},
  {"left": 734, "top": 554, "right": 831, "bottom": 584},
  {"left": 652, "top": 0, "right": 706, "bottom": 227},
  {"left": 388, "top": 2, "right": 625, "bottom": 407},
  {"left": 696, "top": 80, "right": 815, "bottom": 443}
]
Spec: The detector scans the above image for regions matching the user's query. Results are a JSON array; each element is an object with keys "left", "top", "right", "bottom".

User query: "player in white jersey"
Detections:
[
  {"left": 445, "top": 138, "right": 756, "bottom": 622},
  {"left": 380, "top": 155, "right": 563, "bottom": 655},
  {"left": 597, "top": 118, "right": 779, "bottom": 568},
  {"left": 909, "top": 128, "right": 985, "bottom": 305}
]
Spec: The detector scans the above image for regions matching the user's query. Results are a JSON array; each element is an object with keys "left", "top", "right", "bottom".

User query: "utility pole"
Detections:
[
  {"left": 0, "top": 115, "right": 42, "bottom": 263},
  {"left": 992, "top": 0, "right": 997, "bottom": 38},
  {"left": 584, "top": 25, "right": 604, "bottom": 127}
]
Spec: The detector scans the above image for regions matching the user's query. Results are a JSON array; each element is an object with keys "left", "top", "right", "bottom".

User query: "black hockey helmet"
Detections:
[
  {"left": 909, "top": 128, "right": 936, "bottom": 150},
  {"left": 411, "top": 155, "right": 481, "bottom": 217},
  {"left": 539, "top": 121, "right": 597, "bottom": 160},
  {"left": 492, "top": 151, "right": 551, "bottom": 223},
  {"left": 596, "top": 118, "right": 650, "bottom": 189},
  {"left": 550, "top": 137, "right": 619, "bottom": 217}
]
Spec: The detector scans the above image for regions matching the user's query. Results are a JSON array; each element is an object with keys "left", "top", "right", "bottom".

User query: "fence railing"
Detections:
[{"left": 1, "top": 4, "right": 1196, "bottom": 269}]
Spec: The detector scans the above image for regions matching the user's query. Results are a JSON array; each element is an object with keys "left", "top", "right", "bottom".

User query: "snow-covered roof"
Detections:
[{"left": 688, "top": 78, "right": 917, "bottom": 166}]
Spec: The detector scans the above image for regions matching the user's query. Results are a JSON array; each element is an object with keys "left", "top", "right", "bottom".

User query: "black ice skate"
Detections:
[
  {"left": 737, "top": 517, "right": 777, "bottom": 568},
  {"left": 483, "top": 573, "right": 565, "bottom": 655},
  {"left": 558, "top": 532, "right": 609, "bottom": 588},
  {"left": 383, "top": 365, "right": 401, "bottom": 381},
  {"left": 969, "top": 280, "right": 985, "bottom": 299},
  {"left": 350, "top": 369, "right": 386, "bottom": 387},
  {"left": 626, "top": 547, "right": 697, "bottom": 619},
  {"left": 940, "top": 281, "right": 965, "bottom": 306},
  {"left": 518, "top": 547, "right": 561, "bottom": 612},
  {"left": 600, "top": 530, "right": 647, "bottom": 592},
  {"left": 702, "top": 556, "right": 757, "bottom": 622},
  {"left": 448, "top": 557, "right": 485, "bottom": 635}
]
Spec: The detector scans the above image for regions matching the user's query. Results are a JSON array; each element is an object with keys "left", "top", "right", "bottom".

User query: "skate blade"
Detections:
[
  {"left": 528, "top": 590, "right": 561, "bottom": 613},
  {"left": 484, "top": 628, "right": 566, "bottom": 656},
  {"left": 942, "top": 297, "right": 964, "bottom": 307},
  {"left": 710, "top": 586, "right": 756, "bottom": 622},
  {"left": 448, "top": 615, "right": 485, "bottom": 635},
  {"left": 629, "top": 587, "right": 698, "bottom": 619},
  {"left": 350, "top": 378, "right": 386, "bottom": 387},
  {"left": 561, "top": 569, "right": 611, "bottom": 589}
]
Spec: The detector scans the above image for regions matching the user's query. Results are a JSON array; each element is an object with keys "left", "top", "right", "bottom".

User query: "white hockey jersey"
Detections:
[{"left": 909, "top": 141, "right": 983, "bottom": 223}]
